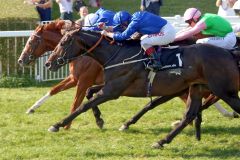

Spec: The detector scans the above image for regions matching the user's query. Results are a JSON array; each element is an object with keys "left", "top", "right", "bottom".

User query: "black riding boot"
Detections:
[{"left": 150, "top": 52, "right": 162, "bottom": 70}]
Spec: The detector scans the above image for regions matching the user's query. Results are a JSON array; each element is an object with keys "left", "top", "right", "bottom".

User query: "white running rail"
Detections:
[{"left": 0, "top": 16, "right": 239, "bottom": 81}]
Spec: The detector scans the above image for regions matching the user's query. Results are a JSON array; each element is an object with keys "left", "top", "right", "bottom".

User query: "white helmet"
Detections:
[
  {"left": 233, "top": 1, "right": 240, "bottom": 9},
  {"left": 84, "top": 13, "right": 99, "bottom": 26},
  {"left": 183, "top": 8, "right": 201, "bottom": 22}
]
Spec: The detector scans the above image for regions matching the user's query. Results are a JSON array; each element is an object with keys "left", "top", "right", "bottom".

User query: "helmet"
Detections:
[
  {"left": 233, "top": 1, "right": 240, "bottom": 9},
  {"left": 84, "top": 13, "right": 99, "bottom": 26},
  {"left": 113, "top": 11, "right": 132, "bottom": 26},
  {"left": 183, "top": 8, "right": 201, "bottom": 22}
]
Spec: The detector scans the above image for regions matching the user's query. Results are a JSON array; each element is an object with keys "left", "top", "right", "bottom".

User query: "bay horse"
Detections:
[{"left": 45, "top": 29, "right": 240, "bottom": 148}]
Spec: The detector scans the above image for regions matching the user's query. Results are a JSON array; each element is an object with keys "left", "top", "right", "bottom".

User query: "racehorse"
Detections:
[
  {"left": 18, "top": 20, "right": 237, "bottom": 135},
  {"left": 45, "top": 29, "right": 240, "bottom": 148},
  {"left": 18, "top": 20, "right": 105, "bottom": 129}
]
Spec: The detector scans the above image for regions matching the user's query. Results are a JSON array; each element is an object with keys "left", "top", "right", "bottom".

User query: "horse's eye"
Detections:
[
  {"left": 68, "top": 37, "right": 73, "bottom": 43},
  {"left": 60, "top": 41, "right": 65, "bottom": 46}
]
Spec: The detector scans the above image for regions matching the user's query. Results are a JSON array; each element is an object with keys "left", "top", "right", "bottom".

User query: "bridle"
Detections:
[
  {"left": 26, "top": 33, "right": 42, "bottom": 61},
  {"left": 55, "top": 32, "right": 115, "bottom": 66}
]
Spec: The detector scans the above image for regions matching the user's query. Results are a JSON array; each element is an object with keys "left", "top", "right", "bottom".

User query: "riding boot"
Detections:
[
  {"left": 151, "top": 51, "right": 162, "bottom": 70},
  {"left": 145, "top": 47, "right": 162, "bottom": 70}
]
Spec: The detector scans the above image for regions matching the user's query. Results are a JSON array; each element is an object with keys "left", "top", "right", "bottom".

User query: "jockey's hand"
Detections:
[
  {"left": 98, "top": 22, "right": 106, "bottom": 29},
  {"left": 101, "top": 30, "right": 108, "bottom": 36},
  {"left": 140, "top": 5, "right": 145, "bottom": 11}
]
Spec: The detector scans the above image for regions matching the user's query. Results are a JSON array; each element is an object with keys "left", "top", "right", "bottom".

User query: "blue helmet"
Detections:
[{"left": 113, "top": 11, "right": 132, "bottom": 26}]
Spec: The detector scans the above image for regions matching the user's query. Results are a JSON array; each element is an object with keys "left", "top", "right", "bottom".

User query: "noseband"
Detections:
[
  {"left": 56, "top": 36, "right": 75, "bottom": 66},
  {"left": 27, "top": 33, "right": 42, "bottom": 61}
]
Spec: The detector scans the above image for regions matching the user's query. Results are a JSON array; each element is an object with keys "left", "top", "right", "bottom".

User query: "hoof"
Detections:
[
  {"left": 26, "top": 109, "right": 35, "bottom": 114},
  {"left": 48, "top": 126, "right": 59, "bottom": 132},
  {"left": 233, "top": 112, "right": 239, "bottom": 118},
  {"left": 96, "top": 118, "right": 104, "bottom": 129},
  {"left": 119, "top": 124, "right": 128, "bottom": 131},
  {"left": 151, "top": 142, "right": 164, "bottom": 149}
]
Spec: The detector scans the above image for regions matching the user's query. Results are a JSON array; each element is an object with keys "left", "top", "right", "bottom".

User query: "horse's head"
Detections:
[
  {"left": 45, "top": 29, "right": 105, "bottom": 71},
  {"left": 18, "top": 20, "right": 66, "bottom": 66}
]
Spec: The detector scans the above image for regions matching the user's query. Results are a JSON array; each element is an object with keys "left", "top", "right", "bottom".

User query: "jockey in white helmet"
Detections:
[{"left": 175, "top": 8, "right": 236, "bottom": 50}]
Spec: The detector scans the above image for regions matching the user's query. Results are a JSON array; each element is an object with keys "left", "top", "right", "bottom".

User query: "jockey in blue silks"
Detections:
[
  {"left": 83, "top": 8, "right": 116, "bottom": 31},
  {"left": 101, "top": 11, "right": 176, "bottom": 70}
]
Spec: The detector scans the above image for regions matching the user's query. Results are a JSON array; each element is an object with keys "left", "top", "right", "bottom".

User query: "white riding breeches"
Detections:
[
  {"left": 196, "top": 32, "right": 236, "bottom": 49},
  {"left": 140, "top": 22, "right": 176, "bottom": 50}
]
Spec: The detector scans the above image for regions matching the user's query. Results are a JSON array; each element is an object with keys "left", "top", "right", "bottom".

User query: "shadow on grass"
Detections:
[
  {"left": 83, "top": 151, "right": 159, "bottom": 159},
  {"left": 82, "top": 147, "right": 240, "bottom": 159},
  {"left": 181, "top": 148, "right": 240, "bottom": 159},
  {"left": 184, "top": 126, "right": 240, "bottom": 136}
]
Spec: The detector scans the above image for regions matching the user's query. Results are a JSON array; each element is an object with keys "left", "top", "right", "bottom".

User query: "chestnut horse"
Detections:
[
  {"left": 18, "top": 20, "right": 237, "bottom": 133},
  {"left": 45, "top": 30, "right": 240, "bottom": 148}
]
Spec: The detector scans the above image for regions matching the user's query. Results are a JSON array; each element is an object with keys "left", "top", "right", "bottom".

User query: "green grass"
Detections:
[
  {"left": 0, "top": 87, "right": 239, "bottom": 159},
  {"left": 0, "top": 0, "right": 218, "bottom": 20}
]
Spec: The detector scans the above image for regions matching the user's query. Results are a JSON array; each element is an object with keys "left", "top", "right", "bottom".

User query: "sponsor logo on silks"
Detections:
[{"left": 148, "top": 32, "right": 165, "bottom": 38}]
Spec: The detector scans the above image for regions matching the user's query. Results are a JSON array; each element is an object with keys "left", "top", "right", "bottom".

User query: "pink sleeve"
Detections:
[{"left": 174, "top": 21, "right": 207, "bottom": 42}]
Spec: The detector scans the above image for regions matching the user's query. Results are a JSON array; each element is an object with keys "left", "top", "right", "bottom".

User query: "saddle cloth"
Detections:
[{"left": 155, "top": 46, "right": 184, "bottom": 70}]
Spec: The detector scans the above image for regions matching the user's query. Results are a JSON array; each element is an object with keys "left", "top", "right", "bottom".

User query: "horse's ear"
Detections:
[
  {"left": 63, "top": 20, "right": 74, "bottom": 30},
  {"left": 36, "top": 25, "right": 44, "bottom": 32},
  {"left": 56, "top": 20, "right": 66, "bottom": 30}
]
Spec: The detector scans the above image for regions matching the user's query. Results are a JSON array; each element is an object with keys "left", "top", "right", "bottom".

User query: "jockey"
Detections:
[
  {"left": 100, "top": 11, "right": 176, "bottom": 70},
  {"left": 83, "top": 7, "right": 115, "bottom": 31},
  {"left": 175, "top": 8, "right": 236, "bottom": 49}
]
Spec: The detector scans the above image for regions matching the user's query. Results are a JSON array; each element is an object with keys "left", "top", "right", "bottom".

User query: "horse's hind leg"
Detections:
[
  {"left": 119, "top": 93, "right": 183, "bottom": 131},
  {"left": 26, "top": 76, "right": 76, "bottom": 114},
  {"left": 213, "top": 102, "right": 238, "bottom": 118},
  {"left": 209, "top": 78, "right": 240, "bottom": 114},
  {"left": 152, "top": 85, "right": 203, "bottom": 149},
  {"left": 218, "top": 94, "right": 240, "bottom": 114}
]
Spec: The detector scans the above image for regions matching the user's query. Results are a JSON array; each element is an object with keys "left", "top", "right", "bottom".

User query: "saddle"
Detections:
[{"left": 145, "top": 46, "right": 184, "bottom": 71}]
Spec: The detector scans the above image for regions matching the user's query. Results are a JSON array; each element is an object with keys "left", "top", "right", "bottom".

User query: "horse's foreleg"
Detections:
[
  {"left": 86, "top": 85, "right": 104, "bottom": 100},
  {"left": 48, "top": 88, "right": 118, "bottom": 132},
  {"left": 48, "top": 73, "right": 133, "bottom": 132},
  {"left": 152, "top": 85, "right": 203, "bottom": 149},
  {"left": 85, "top": 84, "right": 105, "bottom": 129},
  {"left": 50, "top": 75, "right": 77, "bottom": 95},
  {"left": 64, "top": 82, "right": 104, "bottom": 129},
  {"left": 26, "top": 76, "right": 76, "bottom": 114}
]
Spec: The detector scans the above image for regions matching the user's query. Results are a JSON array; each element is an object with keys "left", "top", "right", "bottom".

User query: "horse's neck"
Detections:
[
  {"left": 93, "top": 43, "right": 142, "bottom": 66},
  {"left": 79, "top": 31, "right": 142, "bottom": 65}
]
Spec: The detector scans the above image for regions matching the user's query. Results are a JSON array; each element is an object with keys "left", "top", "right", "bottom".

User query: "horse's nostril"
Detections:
[
  {"left": 45, "top": 62, "right": 51, "bottom": 68},
  {"left": 18, "top": 59, "right": 23, "bottom": 64}
]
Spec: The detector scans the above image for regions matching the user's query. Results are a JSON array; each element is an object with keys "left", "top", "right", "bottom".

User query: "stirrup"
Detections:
[{"left": 147, "top": 64, "right": 161, "bottom": 71}]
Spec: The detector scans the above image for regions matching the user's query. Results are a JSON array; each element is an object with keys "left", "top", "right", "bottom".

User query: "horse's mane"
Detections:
[
  {"left": 42, "top": 20, "right": 65, "bottom": 31},
  {"left": 35, "top": 20, "right": 80, "bottom": 34},
  {"left": 78, "top": 30, "right": 141, "bottom": 47}
]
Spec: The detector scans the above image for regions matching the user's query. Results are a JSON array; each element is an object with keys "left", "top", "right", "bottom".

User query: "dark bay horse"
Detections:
[
  {"left": 45, "top": 29, "right": 240, "bottom": 148},
  {"left": 18, "top": 21, "right": 105, "bottom": 129}
]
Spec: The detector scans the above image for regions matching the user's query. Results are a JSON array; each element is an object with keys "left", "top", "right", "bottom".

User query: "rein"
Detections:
[
  {"left": 56, "top": 33, "right": 114, "bottom": 65},
  {"left": 56, "top": 31, "right": 146, "bottom": 69},
  {"left": 104, "top": 48, "right": 148, "bottom": 70},
  {"left": 26, "top": 33, "right": 42, "bottom": 61}
]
